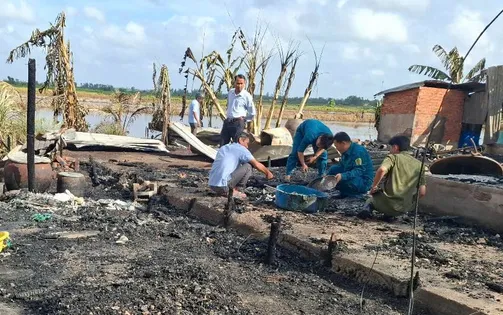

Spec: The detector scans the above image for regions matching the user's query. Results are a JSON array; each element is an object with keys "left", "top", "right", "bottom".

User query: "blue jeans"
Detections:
[
  {"left": 286, "top": 131, "right": 327, "bottom": 176},
  {"left": 327, "top": 165, "right": 371, "bottom": 196}
]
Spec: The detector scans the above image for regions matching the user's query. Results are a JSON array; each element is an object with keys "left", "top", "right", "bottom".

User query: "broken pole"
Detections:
[
  {"left": 224, "top": 188, "right": 234, "bottom": 228},
  {"left": 325, "top": 232, "right": 337, "bottom": 267},
  {"left": 27, "top": 58, "right": 36, "bottom": 192},
  {"left": 266, "top": 217, "right": 282, "bottom": 265},
  {"left": 267, "top": 156, "right": 271, "bottom": 168}
]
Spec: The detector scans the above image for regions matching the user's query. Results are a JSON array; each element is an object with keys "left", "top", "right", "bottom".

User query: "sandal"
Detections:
[{"left": 233, "top": 190, "right": 247, "bottom": 200}]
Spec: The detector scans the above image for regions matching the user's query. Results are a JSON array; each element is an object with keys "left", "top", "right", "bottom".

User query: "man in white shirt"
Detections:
[
  {"left": 220, "top": 74, "right": 256, "bottom": 146},
  {"left": 188, "top": 93, "right": 203, "bottom": 135},
  {"left": 209, "top": 132, "right": 273, "bottom": 199}
]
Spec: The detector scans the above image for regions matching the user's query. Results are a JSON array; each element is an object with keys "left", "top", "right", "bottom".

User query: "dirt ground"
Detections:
[
  {"left": 0, "top": 149, "right": 501, "bottom": 314},
  {"left": 77, "top": 150, "right": 503, "bottom": 303},
  {"left": 69, "top": 149, "right": 503, "bottom": 302},
  {"left": 0, "top": 150, "right": 436, "bottom": 315}
]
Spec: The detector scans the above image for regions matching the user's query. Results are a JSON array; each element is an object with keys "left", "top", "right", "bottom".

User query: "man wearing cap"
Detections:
[
  {"left": 209, "top": 132, "right": 274, "bottom": 199},
  {"left": 188, "top": 93, "right": 203, "bottom": 136},
  {"left": 220, "top": 74, "right": 256, "bottom": 146}
]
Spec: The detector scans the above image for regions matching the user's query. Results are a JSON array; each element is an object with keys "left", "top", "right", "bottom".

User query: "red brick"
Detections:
[{"left": 381, "top": 86, "right": 465, "bottom": 145}]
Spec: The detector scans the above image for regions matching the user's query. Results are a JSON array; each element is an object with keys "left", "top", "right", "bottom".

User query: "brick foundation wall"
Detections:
[{"left": 413, "top": 87, "right": 465, "bottom": 145}]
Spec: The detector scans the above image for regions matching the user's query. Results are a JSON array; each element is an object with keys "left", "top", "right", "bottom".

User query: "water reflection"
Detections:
[{"left": 36, "top": 109, "right": 377, "bottom": 140}]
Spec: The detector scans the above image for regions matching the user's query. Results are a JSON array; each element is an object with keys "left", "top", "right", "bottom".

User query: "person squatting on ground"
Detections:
[
  {"left": 285, "top": 119, "right": 334, "bottom": 181},
  {"left": 327, "top": 132, "right": 374, "bottom": 197},
  {"left": 362, "top": 135, "right": 427, "bottom": 219},
  {"left": 219, "top": 74, "right": 256, "bottom": 146},
  {"left": 188, "top": 93, "right": 203, "bottom": 136},
  {"left": 209, "top": 132, "right": 274, "bottom": 199}
]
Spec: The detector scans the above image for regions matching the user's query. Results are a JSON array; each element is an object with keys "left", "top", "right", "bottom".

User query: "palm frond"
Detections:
[
  {"left": 464, "top": 58, "right": 486, "bottom": 82},
  {"left": 408, "top": 65, "right": 452, "bottom": 81},
  {"left": 432, "top": 45, "right": 450, "bottom": 71}
]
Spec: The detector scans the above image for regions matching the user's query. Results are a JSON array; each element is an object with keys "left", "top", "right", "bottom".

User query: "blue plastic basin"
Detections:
[{"left": 274, "top": 184, "right": 328, "bottom": 213}]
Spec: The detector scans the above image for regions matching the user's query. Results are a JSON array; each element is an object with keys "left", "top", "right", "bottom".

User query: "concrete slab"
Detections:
[{"left": 420, "top": 176, "right": 503, "bottom": 232}]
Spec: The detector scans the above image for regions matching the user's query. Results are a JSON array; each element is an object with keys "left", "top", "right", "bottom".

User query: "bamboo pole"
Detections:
[{"left": 276, "top": 56, "right": 299, "bottom": 127}]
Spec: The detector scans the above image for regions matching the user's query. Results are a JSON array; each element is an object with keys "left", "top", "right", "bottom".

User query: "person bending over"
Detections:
[
  {"left": 209, "top": 132, "right": 273, "bottom": 199},
  {"left": 285, "top": 119, "right": 334, "bottom": 181}
]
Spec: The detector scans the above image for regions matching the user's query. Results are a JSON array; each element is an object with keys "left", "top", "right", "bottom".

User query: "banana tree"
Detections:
[
  {"left": 408, "top": 44, "right": 486, "bottom": 83},
  {"left": 6, "top": 12, "right": 88, "bottom": 131}
]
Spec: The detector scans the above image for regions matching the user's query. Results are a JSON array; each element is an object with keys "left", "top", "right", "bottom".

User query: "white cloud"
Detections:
[
  {"left": 350, "top": 9, "right": 408, "bottom": 43},
  {"left": 101, "top": 22, "right": 146, "bottom": 48},
  {"left": 369, "top": 0, "right": 430, "bottom": 12},
  {"left": 341, "top": 43, "right": 360, "bottom": 60},
  {"left": 371, "top": 69, "right": 385, "bottom": 76},
  {"left": 386, "top": 54, "right": 398, "bottom": 67},
  {"left": 337, "top": 0, "right": 348, "bottom": 9},
  {"left": 83, "top": 26, "right": 94, "bottom": 35},
  {"left": 84, "top": 7, "right": 105, "bottom": 23},
  {"left": 66, "top": 6, "right": 78, "bottom": 17},
  {"left": 0, "top": 25, "right": 15, "bottom": 35},
  {"left": 0, "top": 0, "right": 35, "bottom": 23},
  {"left": 125, "top": 22, "right": 145, "bottom": 39},
  {"left": 448, "top": 9, "right": 492, "bottom": 52},
  {"left": 402, "top": 44, "right": 421, "bottom": 54}
]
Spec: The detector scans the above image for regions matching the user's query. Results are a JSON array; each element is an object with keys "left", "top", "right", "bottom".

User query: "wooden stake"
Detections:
[
  {"left": 325, "top": 233, "right": 337, "bottom": 267},
  {"left": 224, "top": 188, "right": 234, "bottom": 228},
  {"left": 266, "top": 217, "right": 282, "bottom": 265},
  {"left": 27, "top": 59, "right": 36, "bottom": 193}
]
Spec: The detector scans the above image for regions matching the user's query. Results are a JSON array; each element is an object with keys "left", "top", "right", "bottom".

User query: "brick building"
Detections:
[{"left": 375, "top": 80, "right": 485, "bottom": 148}]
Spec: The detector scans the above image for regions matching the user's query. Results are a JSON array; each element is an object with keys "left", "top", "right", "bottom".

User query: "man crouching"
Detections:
[
  {"left": 362, "top": 135, "right": 427, "bottom": 220},
  {"left": 209, "top": 132, "right": 274, "bottom": 199}
]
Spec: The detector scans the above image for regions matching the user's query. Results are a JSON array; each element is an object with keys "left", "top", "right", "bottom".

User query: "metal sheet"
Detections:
[
  {"left": 429, "top": 155, "right": 503, "bottom": 176},
  {"left": 63, "top": 131, "right": 169, "bottom": 153},
  {"left": 169, "top": 122, "right": 217, "bottom": 160}
]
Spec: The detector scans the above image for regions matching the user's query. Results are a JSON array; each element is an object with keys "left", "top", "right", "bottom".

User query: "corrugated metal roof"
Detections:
[{"left": 374, "top": 80, "right": 486, "bottom": 97}]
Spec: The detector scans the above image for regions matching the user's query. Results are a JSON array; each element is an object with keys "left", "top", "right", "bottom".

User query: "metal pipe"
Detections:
[{"left": 27, "top": 59, "right": 36, "bottom": 192}]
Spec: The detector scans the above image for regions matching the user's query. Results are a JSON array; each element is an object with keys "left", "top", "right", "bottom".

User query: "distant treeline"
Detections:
[{"left": 4, "top": 77, "right": 378, "bottom": 107}]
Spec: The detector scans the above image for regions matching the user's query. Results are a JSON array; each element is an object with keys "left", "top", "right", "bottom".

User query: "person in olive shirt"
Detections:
[
  {"left": 327, "top": 132, "right": 374, "bottom": 197},
  {"left": 364, "top": 135, "right": 427, "bottom": 218}
]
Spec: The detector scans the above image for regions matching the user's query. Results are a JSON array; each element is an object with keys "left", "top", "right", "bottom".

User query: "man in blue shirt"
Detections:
[
  {"left": 285, "top": 119, "right": 334, "bottom": 181},
  {"left": 188, "top": 93, "right": 203, "bottom": 135},
  {"left": 327, "top": 132, "right": 374, "bottom": 197},
  {"left": 209, "top": 132, "right": 273, "bottom": 199},
  {"left": 220, "top": 74, "right": 256, "bottom": 146}
]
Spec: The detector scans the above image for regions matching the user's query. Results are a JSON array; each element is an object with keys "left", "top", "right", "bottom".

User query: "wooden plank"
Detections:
[
  {"left": 484, "top": 66, "right": 503, "bottom": 144},
  {"left": 463, "top": 91, "right": 487, "bottom": 124}
]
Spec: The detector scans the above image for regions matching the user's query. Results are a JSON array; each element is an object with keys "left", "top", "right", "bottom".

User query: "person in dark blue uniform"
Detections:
[
  {"left": 285, "top": 119, "right": 334, "bottom": 181},
  {"left": 327, "top": 132, "right": 374, "bottom": 197}
]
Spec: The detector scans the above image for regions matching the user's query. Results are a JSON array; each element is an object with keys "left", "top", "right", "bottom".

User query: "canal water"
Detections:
[{"left": 36, "top": 109, "right": 378, "bottom": 140}]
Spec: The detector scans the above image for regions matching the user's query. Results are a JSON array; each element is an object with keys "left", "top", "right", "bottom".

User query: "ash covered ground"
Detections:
[
  {"left": 0, "top": 160, "right": 433, "bottom": 315},
  {"left": 95, "top": 159, "right": 503, "bottom": 299}
]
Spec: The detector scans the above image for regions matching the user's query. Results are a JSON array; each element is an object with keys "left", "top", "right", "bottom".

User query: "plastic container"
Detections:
[
  {"left": 0, "top": 231, "right": 10, "bottom": 253},
  {"left": 275, "top": 184, "right": 328, "bottom": 213}
]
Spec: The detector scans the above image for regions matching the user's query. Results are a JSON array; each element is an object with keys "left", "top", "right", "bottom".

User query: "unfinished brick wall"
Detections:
[
  {"left": 413, "top": 87, "right": 465, "bottom": 146},
  {"left": 381, "top": 88, "right": 418, "bottom": 115}
]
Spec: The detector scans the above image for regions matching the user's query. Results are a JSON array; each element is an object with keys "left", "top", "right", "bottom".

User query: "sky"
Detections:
[{"left": 0, "top": 0, "right": 502, "bottom": 99}]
